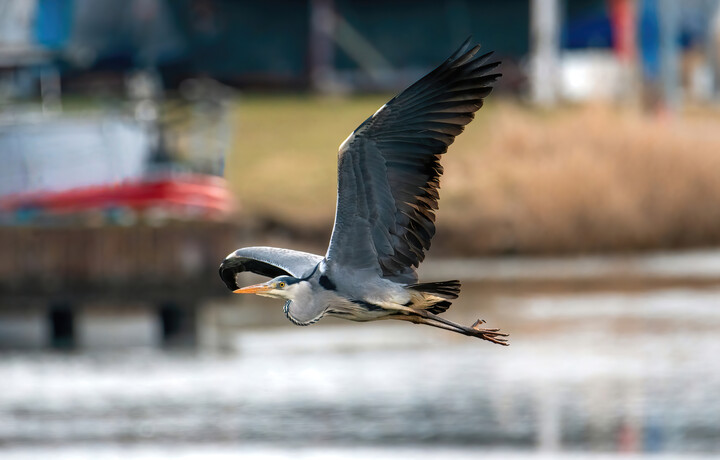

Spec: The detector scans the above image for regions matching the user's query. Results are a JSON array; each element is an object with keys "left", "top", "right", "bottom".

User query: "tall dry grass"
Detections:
[
  {"left": 439, "top": 103, "right": 720, "bottom": 254},
  {"left": 227, "top": 96, "right": 720, "bottom": 255}
]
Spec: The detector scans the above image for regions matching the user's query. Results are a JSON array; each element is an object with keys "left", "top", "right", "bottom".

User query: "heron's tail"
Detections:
[{"left": 407, "top": 280, "right": 461, "bottom": 314}]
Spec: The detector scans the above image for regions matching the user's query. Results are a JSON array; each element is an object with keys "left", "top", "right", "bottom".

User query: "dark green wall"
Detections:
[
  {"left": 168, "top": 0, "right": 531, "bottom": 81},
  {"left": 168, "top": 0, "right": 310, "bottom": 79},
  {"left": 335, "top": 0, "right": 530, "bottom": 69}
]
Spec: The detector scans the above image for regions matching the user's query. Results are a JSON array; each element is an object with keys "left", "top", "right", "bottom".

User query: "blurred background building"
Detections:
[
  {"left": 1, "top": 1, "right": 720, "bottom": 458},
  {"left": 3, "top": 0, "right": 720, "bottom": 100}
]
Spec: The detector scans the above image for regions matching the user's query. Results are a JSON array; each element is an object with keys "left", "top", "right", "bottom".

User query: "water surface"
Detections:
[{"left": 1, "top": 285, "right": 719, "bottom": 458}]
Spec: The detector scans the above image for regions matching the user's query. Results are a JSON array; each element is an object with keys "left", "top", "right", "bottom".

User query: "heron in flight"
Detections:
[{"left": 219, "top": 39, "right": 507, "bottom": 345}]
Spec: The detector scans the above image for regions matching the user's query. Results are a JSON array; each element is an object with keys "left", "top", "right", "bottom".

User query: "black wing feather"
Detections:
[{"left": 325, "top": 38, "right": 501, "bottom": 283}]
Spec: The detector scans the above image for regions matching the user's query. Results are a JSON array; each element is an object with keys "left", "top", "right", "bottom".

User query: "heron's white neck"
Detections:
[{"left": 267, "top": 281, "right": 311, "bottom": 302}]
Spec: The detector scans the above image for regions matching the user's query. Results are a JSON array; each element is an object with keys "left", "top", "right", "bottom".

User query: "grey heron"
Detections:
[{"left": 219, "top": 39, "right": 507, "bottom": 345}]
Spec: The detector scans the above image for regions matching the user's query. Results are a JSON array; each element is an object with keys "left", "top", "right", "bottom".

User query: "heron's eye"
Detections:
[{"left": 278, "top": 282, "right": 286, "bottom": 288}]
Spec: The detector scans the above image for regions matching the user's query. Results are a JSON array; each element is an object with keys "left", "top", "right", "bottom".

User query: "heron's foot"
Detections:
[{"left": 470, "top": 319, "right": 509, "bottom": 346}]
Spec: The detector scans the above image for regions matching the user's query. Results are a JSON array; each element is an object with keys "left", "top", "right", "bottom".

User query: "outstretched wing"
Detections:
[
  {"left": 219, "top": 246, "right": 323, "bottom": 290},
  {"left": 325, "top": 38, "right": 501, "bottom": 283}
]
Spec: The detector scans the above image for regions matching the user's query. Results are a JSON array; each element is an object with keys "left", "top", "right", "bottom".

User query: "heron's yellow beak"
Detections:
[{"left": 233, "top": 282, "right": 273, "bottom": 294}]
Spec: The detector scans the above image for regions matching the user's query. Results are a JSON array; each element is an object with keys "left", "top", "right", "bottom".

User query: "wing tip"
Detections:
[{"left": 450, "top": 36, "right": 474, "bottom": 58}]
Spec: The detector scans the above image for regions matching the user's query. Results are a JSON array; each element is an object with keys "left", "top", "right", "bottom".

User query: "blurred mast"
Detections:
[
  {"left": 610, "top": 0, "right": 637, "bottom": 64},
  {"left": 609, "top": 0, "right": 639, "bottom": 104},
  {"left": 710, "top": 0, "right": 720, "bottom": 101},
  {"left": 530, "top": 0, "right": 561, "bottom": 106},
  {"left": 309, "top": 0, "right": 392, "bottom": 91},
  {"left": 309, "top": 0, "right": 336, "bottom": 92},
  {"left": 658, "top": 0, "right": 681, "bottom": 112}
]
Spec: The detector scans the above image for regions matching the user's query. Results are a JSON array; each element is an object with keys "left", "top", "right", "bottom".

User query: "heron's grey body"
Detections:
[
  {"left": 221, "top": 247, "right": 410, "bottom": 325},
  {"left": 219, "top": 39, "right": 508, "bottom": 345}
]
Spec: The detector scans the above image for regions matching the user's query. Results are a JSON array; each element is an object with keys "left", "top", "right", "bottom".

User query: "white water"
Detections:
[{"left": 2, "top": 287, "right": 720, "bottom": 458}]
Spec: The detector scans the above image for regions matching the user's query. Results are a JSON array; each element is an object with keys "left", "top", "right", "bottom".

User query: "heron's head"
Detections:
[{"left": 233, "top": 275, "right": 301, "bottom": 300}]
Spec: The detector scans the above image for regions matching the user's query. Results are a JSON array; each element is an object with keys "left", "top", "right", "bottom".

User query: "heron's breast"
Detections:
[
  {"left": 282, "top": 281, "right": 327, "bottom": 326},
  {"left": 283, "top": 300, "right": 326, "bottom": 326}
]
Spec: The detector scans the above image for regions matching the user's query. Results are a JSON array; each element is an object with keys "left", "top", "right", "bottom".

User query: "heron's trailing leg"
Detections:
[
  {"left": 430, "top": 312, "right": 508, "bottom": 345},
  {"left": 394, "top": 310, "right": 509, "bottom": 346}
]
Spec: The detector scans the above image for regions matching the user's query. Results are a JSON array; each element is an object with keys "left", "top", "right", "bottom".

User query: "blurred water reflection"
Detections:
[{"left": 1, "top": 285, "right": 719, "bottom": 459}]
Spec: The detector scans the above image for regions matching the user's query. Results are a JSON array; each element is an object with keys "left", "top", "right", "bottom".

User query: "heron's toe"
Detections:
[{"left": 471, "top": 319, "right": 509, "bottom": 345}]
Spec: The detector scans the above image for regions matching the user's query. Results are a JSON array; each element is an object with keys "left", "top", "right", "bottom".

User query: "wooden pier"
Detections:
[{"left": 0, "top": 222, "right": 238, "bottom": 349}]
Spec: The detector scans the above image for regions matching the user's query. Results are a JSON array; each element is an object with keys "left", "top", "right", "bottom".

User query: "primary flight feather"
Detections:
[{"left": 219, "top": 38, "right": 507, "bottom": 345}]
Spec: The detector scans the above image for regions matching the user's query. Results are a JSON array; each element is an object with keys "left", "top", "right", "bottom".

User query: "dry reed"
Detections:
[{"left": 227, "top": 96, "right": 720, "bottom": 255}]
